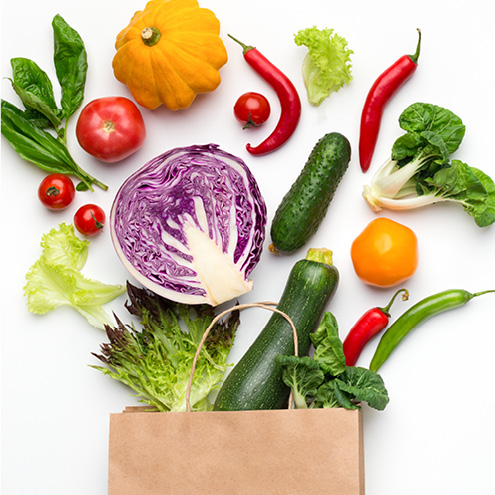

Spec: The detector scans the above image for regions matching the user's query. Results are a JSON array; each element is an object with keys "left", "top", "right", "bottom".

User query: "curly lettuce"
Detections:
[
  {"left": 24, "top": 223, "right": 126, "bottom": 328},
  {"left": 294, "top": 26, "right": 353, "bottom": 106},
  {"left": 92, "top": 282, "right": 240, "bottom": 412}
]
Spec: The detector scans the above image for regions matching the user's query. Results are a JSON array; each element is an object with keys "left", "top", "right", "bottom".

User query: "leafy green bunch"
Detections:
[
  {"left": 276, "top": 312, "right": 389, "bottom": 410},
  {"left": 363, "top": 102, "right": 495, "bottom": 227},
  {"left": 92, "top": 283, "right": 240, "bottom": 412},
  {"left": 1, "top": 15, "right": 106, "bottom": 191}
]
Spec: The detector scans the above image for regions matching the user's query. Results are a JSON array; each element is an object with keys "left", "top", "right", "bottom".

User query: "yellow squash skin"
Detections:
[{"left": 112, "top": 0, "right": 228, "bottom": 110}]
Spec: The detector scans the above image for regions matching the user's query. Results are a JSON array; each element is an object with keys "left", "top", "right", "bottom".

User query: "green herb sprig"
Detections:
[{"left": 1, "top": 15, "right": 107, "bottom": 191}]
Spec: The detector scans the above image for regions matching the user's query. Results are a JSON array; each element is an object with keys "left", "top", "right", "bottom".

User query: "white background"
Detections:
[{"left": 2, "top": 0, "right": 495, "bottom": 493}]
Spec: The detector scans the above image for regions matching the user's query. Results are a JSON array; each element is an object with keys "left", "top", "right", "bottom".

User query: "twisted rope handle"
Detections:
[{"left": 185, "top": 301, "right": 298, "bottom": 412}]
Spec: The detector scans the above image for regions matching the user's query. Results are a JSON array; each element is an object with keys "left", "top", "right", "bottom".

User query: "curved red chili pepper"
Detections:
[
  {"left": 228, "top": 35, "right": 302, "bottom": 156},
  {"left": 343, "top": 288, "right": 409, "bottom": 366},
  {"left": 359, "top": 29, "right": 422, "bottom": 173}
]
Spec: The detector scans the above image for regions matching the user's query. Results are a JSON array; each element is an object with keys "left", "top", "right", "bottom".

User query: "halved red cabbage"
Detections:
[{"left": 110, "top": 144, "right": 266, "bottom": 306}]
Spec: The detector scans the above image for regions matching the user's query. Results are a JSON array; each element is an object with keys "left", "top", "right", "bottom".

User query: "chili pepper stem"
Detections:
[
  {"left": 227, "top": 34, "right": 254, "bottom": 54},
  {"left": 409, "top": 29, "right": 422, "bottom": 64},
  {"left": 379, "top": 288, "right": 409, "bottom": 316},
  {"left": 472, "top": 289, "right": 495, "bottom": 297}
]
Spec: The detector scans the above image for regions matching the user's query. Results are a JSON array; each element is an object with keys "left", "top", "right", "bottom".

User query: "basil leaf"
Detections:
[
  {"left": 52, "top": 14, "right": 87, "bottom": 119},
  {"left": 9, "top": 79, "right": 63, "bottom": 131},
  {"left": 10, "top": 57, "right": 62, "bottom": 128}
]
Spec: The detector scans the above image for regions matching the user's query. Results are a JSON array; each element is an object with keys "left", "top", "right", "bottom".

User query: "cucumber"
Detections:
[
  {"left": 270, "top": 132, "right": 351, "bottom": 255},
  {"left": 213, "top": 248, "right": 339, "bottom": 411}
]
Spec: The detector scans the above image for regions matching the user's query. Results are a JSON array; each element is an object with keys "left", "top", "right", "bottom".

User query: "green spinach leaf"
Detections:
[
  {"left": 52, "top": 14, "right": 87, "bottom": 120},
  {"left": 10, "top": 57, "right": 62, "bottom": 128}
]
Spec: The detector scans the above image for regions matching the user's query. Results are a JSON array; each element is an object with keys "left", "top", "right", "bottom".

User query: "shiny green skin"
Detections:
[
  {"left": 213, "top": 258, "right": 339, "bottom": 411},
  {"left": 369, "top": 289, "right": 494, "bottom": 372},
  {"left": 270, "top": 132, "right": 351, "bottom": 254}
]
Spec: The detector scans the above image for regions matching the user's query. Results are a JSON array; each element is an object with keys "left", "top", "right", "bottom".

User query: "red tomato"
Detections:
[
  {"left": 234, "top": 92, "right": 271, "bottom": 128},
  {"left": 38, "top": 173, "right": 76, "bottom": 210},
  {"left": 74, "top": 204, "right": 106, "bottom": 237},
  {"left": 76, "top": 96, "right": 146, "bottom": 163}
]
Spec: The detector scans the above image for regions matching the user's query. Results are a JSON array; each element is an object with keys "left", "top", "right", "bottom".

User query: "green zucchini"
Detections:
[
  {"left": 270, "top": 132, "right": 351, "bottom": 255},
  {"left": 213, "top": 248, "right": 339, "bottom": 411}
]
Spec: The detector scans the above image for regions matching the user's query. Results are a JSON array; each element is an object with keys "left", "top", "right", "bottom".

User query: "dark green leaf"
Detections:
[
  {"left": 398, "top": 102, "right": 465, "bottom": 154},
  {"left": 310, "top": 312, "right": 346, "bottom": 375},
  {"left": 10, "top": 57, "right": 62, "bottom": 128},
  {"left": 9, "top": 79, "right": 63, "bottom": 130},
  {"left": 276, "top": 355, "right": 325, "bottom": 408},
  {"left": 335, "top": 367, "right": 389, "bottom": 411},
  {"left": 52, "top": 14, "right": 88, "bottom": 119},
  {"left": 426, "top": 160, "right": 495, "bottom": 227},
  {"left": 312, "top": 381, "right": 358, "bottom": 409},
  {"left": 1, "top": 99, "right": 105, "bottom": 191}
]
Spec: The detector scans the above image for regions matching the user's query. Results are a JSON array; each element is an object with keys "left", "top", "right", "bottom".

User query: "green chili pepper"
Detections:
[{"left": 369, "top": 289, "right": 495, "bottom": 372}]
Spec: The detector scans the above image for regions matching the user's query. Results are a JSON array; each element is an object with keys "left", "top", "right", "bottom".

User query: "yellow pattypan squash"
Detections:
[{"left": 112, "top": 0, "right": 228, "bottom": 110}]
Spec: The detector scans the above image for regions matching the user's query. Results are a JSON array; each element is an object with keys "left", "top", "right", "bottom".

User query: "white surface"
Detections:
[{"left": 1, "top": 0, "right": 495, "bottom": 493}]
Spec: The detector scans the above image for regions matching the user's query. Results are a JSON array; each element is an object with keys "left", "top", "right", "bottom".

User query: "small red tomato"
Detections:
[
  {"left": 74, "top": 204, "right": 106, "bottom": 237},
  {"left": 234, "top": 92, "right": 271, "bottom": 128},
  {"left": 76, "top": 96, "right": 146, "bottom": 163},
  {"left": 38, "top": 173, "right": 76, "bottom": 210}
]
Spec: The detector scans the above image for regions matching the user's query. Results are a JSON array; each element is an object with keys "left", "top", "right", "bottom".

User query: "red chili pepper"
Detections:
[
  {"left": 343, "top": 288, "right": 409, "bottom": 366},
  {"left": 359, "top": 29, "right": 422, "bottom": 173},
  {"left": 228, "top": 34, "right": 302, "bottom": 156}
]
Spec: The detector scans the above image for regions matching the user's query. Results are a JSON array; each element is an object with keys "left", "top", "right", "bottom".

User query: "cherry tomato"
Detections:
[
  {"left": 234, "top": 92, "right": 271, "bottom": 128},
  {"left": 38, "top": 173, "right": 76, "bottom": 210},
  {"left": 76, "top": 96, "right": 146, "bottom": 163},
  {"left": 74, "top": 204, "right": 106, "bottom": 237},
  {"left": 350, "top": 217, "right": 419, "bottom": 288}
]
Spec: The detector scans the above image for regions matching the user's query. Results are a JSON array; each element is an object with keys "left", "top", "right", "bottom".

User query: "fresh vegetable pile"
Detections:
[{"left": 3, "top": 5, "right": 495, "bottom": 489}]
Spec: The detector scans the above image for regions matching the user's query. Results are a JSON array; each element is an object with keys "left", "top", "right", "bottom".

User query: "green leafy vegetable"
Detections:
[
  {"left": 1, "top": 101, "right": 105, "bottom": 190},
  {"left": 52, "top": 13, "right": 88, "bottom": 122},
  {"left": 274, "top": 356, "right": 325, "bottom": 409},
  {"left": 24, "top": 223, "right": 125, "bottom": 328},
  {"left": 363, "top": 102, "right": 495, "bottom": 227},
  {"left": 92, "top": 283, "right": 240, "bottom": 412},
  {"left": 275, "top": 311, "right": 389, "bottom": 411},
  {"left": 294, "top": 26, "right": 353, "bottom": 106},
  {"left": 1, "top": 15, "right": 107, "bottom": 191}
]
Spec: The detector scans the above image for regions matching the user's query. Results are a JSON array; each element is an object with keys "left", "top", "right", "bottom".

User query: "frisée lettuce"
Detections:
[{"left": 92, "top": 282, "right": 240, "bottom": 412}]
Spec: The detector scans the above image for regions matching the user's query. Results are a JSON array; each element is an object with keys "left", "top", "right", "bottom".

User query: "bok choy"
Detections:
[{"left": 362, "top": 102, "right": 495, "bottom": 227}]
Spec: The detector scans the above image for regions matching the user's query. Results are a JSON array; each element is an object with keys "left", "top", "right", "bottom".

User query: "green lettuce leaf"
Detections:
[
  {"left": 294, "top": 26, "right": 353, "bottom": 106},
  {"left": 24, "top": 223, "right": 125, "bottom": 328},
  {"left": 92, "top": 283, "right": 240, "bottom": 412}
]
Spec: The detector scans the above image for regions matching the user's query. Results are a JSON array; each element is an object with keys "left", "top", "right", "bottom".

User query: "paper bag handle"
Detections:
[{"left": 186, "top": 302, "right": 299, "bottom": 413}]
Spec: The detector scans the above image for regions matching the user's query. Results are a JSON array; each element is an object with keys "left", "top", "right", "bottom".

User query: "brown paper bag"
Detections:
[
  {"left": 108, "top": 406, "right": 364, "bottom": 495},
  {"left": 107, "top": 302, "right": 365, "bottom": 494}
]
